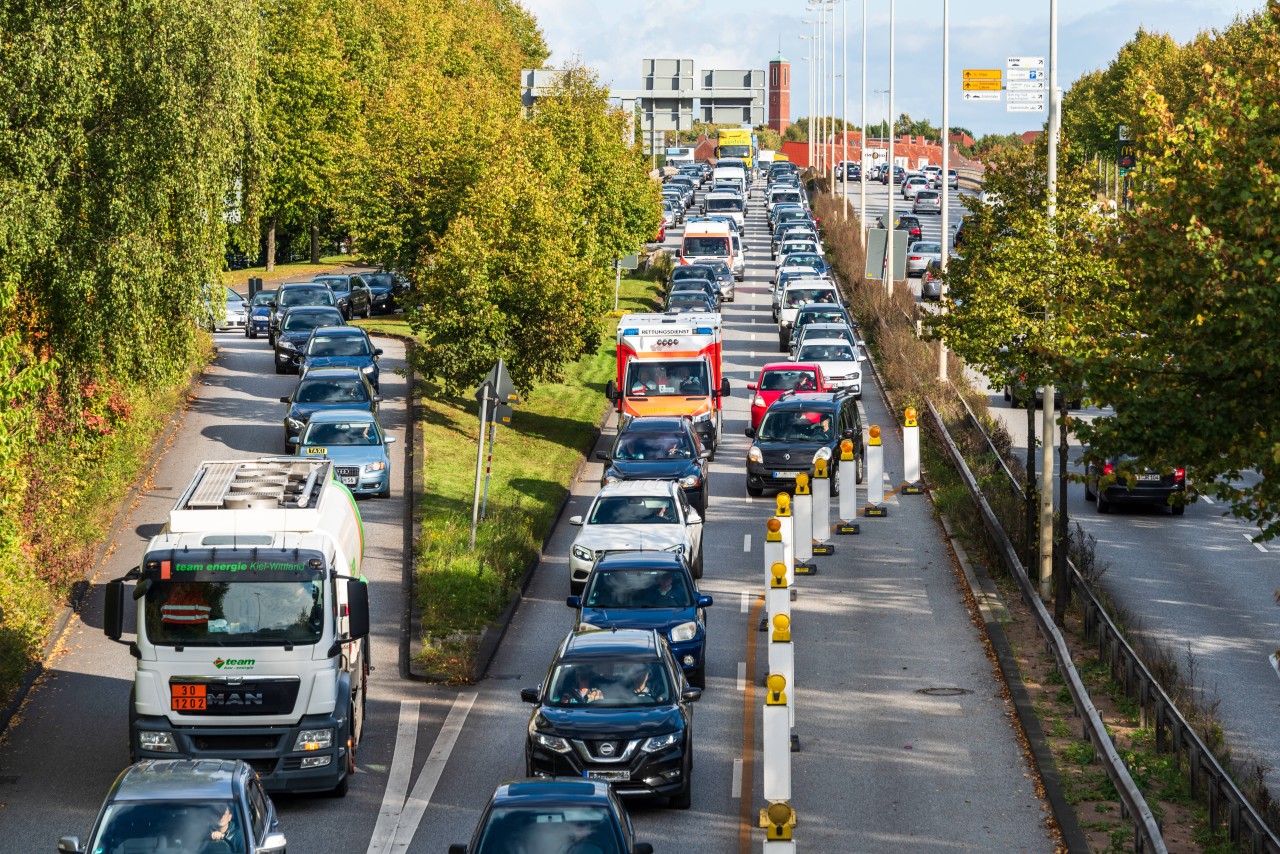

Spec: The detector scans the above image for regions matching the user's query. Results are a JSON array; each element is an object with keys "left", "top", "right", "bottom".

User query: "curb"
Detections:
[{"left": 0, "top": 356, "right": 208, "bottom": 739}]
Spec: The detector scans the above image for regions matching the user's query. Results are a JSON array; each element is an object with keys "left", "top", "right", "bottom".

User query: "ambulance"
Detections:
[
  {"left": 679, "top": 220, "right": 735, "bottom": 269},
  {"left": 605, "top": 313, "right": 730, "bottom": 452}
]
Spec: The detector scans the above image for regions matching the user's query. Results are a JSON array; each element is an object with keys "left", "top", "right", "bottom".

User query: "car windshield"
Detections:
[
  {"left": 759, "top": 408, "right": 834, "bottom": 442},
  {"left": 784, "top": 254, "right": 823, "bottom": 268},
  {"left": 761, "top": 369, "right": 819, "bottom": 392},
  {"left": 800, "top": 343, "right": 856, "bottom": 362},
  {"left": 588, "top": 495, "right": 679, "bottom": 525},
  {"left": 474, "top": 804, "right": 617, "bottom": 854},
  {"left": 786, "top": 288, "right": 836, "bottom": 308},
  {"left": 704, "top": 261, "right": 730, "bottom": 275},
  {"left": 546, "top": 660, "right": 674, "bottom": 708},
  {"left": 682, "top": 236, "right": 730, "bottom": 257},
  {"left": 301, "top": 420, "right": 380, "bottom": 446},
  {"left": 365, "top": 273, "right": 396, "bottom": 289},
  {"left": 912, "top": 243, "right": 942, "bottom": 254},
  {"left": 294, "top": 378, "right": 370, "bottom": 404},
  {"left": 798, "top": 310, "right": 848, "bottom": 326},
  {"left": 802, "top": 328, "right": 854, "bottom": 349},
  {"left": 309, "top": 335, "right": 371, "bottom": 357},
  {"left": 279, "top": 288, "right": 334, "bottom": 307},
  {"left": 144, "top": 580, "right": 324, "bottom": 646},
  {"left": 706, "top": 198, "right": 743, "bottom": 212},
  {"left": 251, "top": 291, "right": 276, "bottom": 307},
  {"left": 584, "top": 569, "right": 695, "bottom": 608},
  {"left": 315, "top": 277, "right": 350, "bottom": 293},
  {"left": 89, "top": 800, "right": 247, "bottom": 853},
  {"left": 613, "top": 432, "right": 694, "bottom": 460},
  {"left": 672, "top": 268, "right": 713, "bottom": 282},
  {"left": 283, "top": 312, "right": 338, "bottom": 332},
  {"left": 782, "top": 242, "right": 817, "bottom": 254},
  {"left": 625, "top": 360, "right": 709, "bottom": 397}
]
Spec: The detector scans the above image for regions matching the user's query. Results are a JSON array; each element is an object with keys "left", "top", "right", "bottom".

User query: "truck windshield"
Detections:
[
  {"left": 718, "top": 145, "right": 751, "bottom": 158},
  {"left": 144, "top": 580, "right": 325, "bottom": 646},
  {"left": 625, "top": 360, "right": 710, "bottom": 397},
  {"left": 682, "top": 236, "right": 730, "bottom": 257}
]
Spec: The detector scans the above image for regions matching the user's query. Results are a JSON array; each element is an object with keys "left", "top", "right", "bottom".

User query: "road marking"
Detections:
[
  {"left": 740, "top": 590, "right": 750, "bottom": 613},
  {"left": 731, "top": 757, "right": 744, "bottom": 798},
  {"left": 1201, "top": 495, "right": 1214, "bottom": 505},
  {"left": 366, "top": 700, "right": 420, "bottom": 854},
  {"left": 737, "top": 660, "right": 747, "bottom": 691},
  {"left": 743, "top": 533, "right": 752, "bottom": 553},
  {"left": 381, "top": 692, "right": 478, "bottom": 852},
  {"left": 1246, "top": 534, "right": 1267, "bottom": 553},
  {"left": 750, "top": 351, "right": 756, "bottom": 359},
  {"left": 739, "top": 594, "right": 764, "bottom": 853}
]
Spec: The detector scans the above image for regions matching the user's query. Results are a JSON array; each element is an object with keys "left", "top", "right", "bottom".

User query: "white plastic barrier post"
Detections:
[
  {"left": 762, "top": 519, "right": 783, "bottom": 631},
  {"left": 811, "top": 458, "right": 834, "bottom": 555},
  {"left": 791, "top": 473, "right": 816, "bottom": 575},
  {"left": 836, "top": 438, "right": 860, "bottom": 535},
  {"left": 902, "top": 407, "right": 923, "bottom": 494},
  {"left": 769, "top": 611, "right": 796, "bottom": 733},
  {"left": 865, "top": 425, "right": 887, "bottom": 517},
  {"left": 760, "top": 676, "right": 796, "bottom": 849},
  {"left": 766, "top": 562, "right": 791, "bottom": 638},
  {"left": 775, "top": 494, "right": 795, "bottom": 586}
]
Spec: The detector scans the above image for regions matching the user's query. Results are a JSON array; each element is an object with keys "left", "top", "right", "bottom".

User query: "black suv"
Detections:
[
  {"left": 522, "top": 629, "right": 700, "bottom": 808},
  {"left": 744, "top": 391, "right": 864, "bottom": 496},
  {"left": 596, "top": 417, "right": 710, "bottom": 513},
  {"left": 269, "top": 283, "right": 337, "bottom": 343},
  {"left": 312, "top": 274, "right": 373, "bottom": 320}
]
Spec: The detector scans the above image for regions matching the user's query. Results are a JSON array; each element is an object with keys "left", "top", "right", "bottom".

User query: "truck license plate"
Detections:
[
  {"left": 587, "top": 770, "right": 630, "bottom": 782},
  {"left": 171, "top": 683, "right": 207, "bottom": 711}
]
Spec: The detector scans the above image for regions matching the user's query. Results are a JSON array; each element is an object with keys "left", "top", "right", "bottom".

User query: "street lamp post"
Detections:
[
  {"left": 938, "top": 0, "right": 950, "bottom": 381},
  {"left": 1039, "top": 0, "right": 1060, "bottom": 599},
  {"left": 799, "top": 30, "right": 816, "bottom": 168},
  {"left": 842, "top": 0, "right": 848, "bottom": 219},
  {"left": 885, "top": 0, "right": 895, "bottom": 298},
  {"left": 859, "top": 0, "right": 867, "bottom": 245}
]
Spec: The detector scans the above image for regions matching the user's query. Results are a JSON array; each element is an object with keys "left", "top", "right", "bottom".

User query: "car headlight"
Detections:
[
  {"left": 364, "top": 460, "right": 386, "bottom": 472},
  {"left": 748, "top": 446, "right": 763, "bottom": 463},
  {"left": 670, "top": 621, "right": 698, "bottom": 642},
  {"left": 814, "top": 446, "right": 832, "bottom": 463},
  {"left": 293, "top": 728, "right": 334, "bottom": 751},
  {"left": 571, "top": 545, "right": 594, "bottom": 563},
  {"left": 602, "top": 473, "right": 621, "bottom": 485},
  {"left": 753, "top": 395, "right": 766, "bottom": 407},
  {"left": 285, "top": 417, "right": 305, "bottom": 431},
  {"left": 361, "top": 363, "right": 376, "bottom": 374},
  {"left": 641, "top": 732, "right": 680, "bottom": 753},
  {"left": 679, "top": 474, "right": 701, "bottom": 489},
  {"left": 373, "top": 294, "right": 388, "bottom": 301},
  {"left": 663, "top": 544, "right": 685, "bottom": 555},
  {"left": 278, "top": 340, "right": 295, "bottom": 350},
  {"left": 529, "top": 721, "right": 573, "bottom": 754},
  {"left": 139, "top": 731, "right": 178, "bottom": 753}
]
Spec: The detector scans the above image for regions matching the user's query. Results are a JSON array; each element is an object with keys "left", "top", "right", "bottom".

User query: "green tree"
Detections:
[
  {"left": 782, "top": 120, "right": 808, "bottom": 143},
  {"left": 754, "top": 126, "right": 783, "bottom": 151}
]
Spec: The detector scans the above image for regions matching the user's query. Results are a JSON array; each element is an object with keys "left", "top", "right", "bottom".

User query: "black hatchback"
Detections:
[
  {"left": 597, "top": 417, "right": 710, "bottom": 513},
  {"left": 1084, "top": 454, "right": 1187, "bottom": 515},
  {"left": 744, "top": 391, "right": 864, "bottom": 496},
  {"left": 522, "top": 629, "right": 701, "bottom": 808}
]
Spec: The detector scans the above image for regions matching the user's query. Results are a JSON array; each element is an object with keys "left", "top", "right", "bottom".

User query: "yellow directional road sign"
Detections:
[
  {"left": 962, "top": 80, "right": 1002, "bottom": 91},
  {"left": 963, "top": 69, "right": 1002, "bottom": 80}
]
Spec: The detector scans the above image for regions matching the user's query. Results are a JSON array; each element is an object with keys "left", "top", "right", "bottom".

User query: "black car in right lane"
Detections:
[
  {"left": 522, "top": 628, "right": 700, "bottom": 809},
  {"left": 744, "top": 390, "right": 865, "bottom": 497},
  {"left": 1084, "top": 454, "right": 1187, "bottom": 515}
]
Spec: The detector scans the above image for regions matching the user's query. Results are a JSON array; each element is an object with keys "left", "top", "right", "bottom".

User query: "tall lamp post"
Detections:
[
  {"left": 1039, "top": 0, "right": 1061, "bottom": 599},
  {"left": 859, "top": 0, "right": 867, "bottom": 244},
  {"left": 799, "top": 30, "right": 816, "bottom": 168},
  {"left": 938, "top": 0, "right": 950, "bottom": 381},
  {"left": 885, "top": 0, "right": 895, "bottom": 298}
]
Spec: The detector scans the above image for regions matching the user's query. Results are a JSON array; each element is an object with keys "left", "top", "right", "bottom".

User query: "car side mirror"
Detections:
[
  {"left": 604, "top": 380, "right": 618, "bottom": 401},
  {"left": 634, "top": 845, "right": 655, "bottom": 854},
  {"left": 566, "top": 596, "right": 581, "bottom": 609},
  {"left": 746, "top": 382, "right": 757, "bottom": 391},
  {"left": 374, "top": 348, "right": 383, "bottom": 356},
  {"left": 681, "top": 686, "right": 703, "bottom": 703},
  {"left": 843, "top": 429, "right": 855, "bottom": 439},
  {"left": 373, "top": 396, "right": 383, "bottom": 404},
  {"left": 686, "top": 509, "right": 702, "bottom": 525},
  {"left": 568, "top": 515, "right": 584, "bottom": 526},
  {"left": 719, "top": 378, "right": 730, "bottom": 397},
  {"left": 744, "top": 426, "right": 755, "bottom": 438},
  {"left": 57, "top": 838, "right": 84, "bottom": 854},
  {"left": 699, "top": 450, "right": 711, "bottom": 460},
  {"left": 697, "top": 595, "right": 713, "bottom": 608},
  {"left": 384, "top": 436, "right": 396, "bottom": 445},
  {"left": 448, "top": 846, "right": 468, "bottom": 854},
  {"left": 279, "top": 396, "right": 291, "bottom": 404},
  {"left": 520, "top": 687, "right": 540, "bottom": 704},
  {"left": 257, "top": 832, "right": 288, "bottom": 854},
  {"left": 594, "top": 451, "right": 608, "bottom": 461},
  {"left": 286, "top": 436, "right": 300, "bottom": 446}
]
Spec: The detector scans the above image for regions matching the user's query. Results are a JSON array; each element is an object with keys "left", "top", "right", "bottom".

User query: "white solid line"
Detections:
[
  {"left": 740, "top": 591, "right": 750, "bottom": 613},
  {"left": 737, "top": 661, "right": 747, "bottom": 692},
  {"left": 388, "top": 692, "right": 478, "bottom": 851},
  {"left": 731, "top": 757, "right": 743, "bottom": 798},
  {"left": 1246, "top": 534, "right": 1267, "bottom": 553},
  {"left": 743, "top": 534, "right": 752, "bottom": 553},
  {"left": 366, "top": 700, "right": 420, "bottom": 854}
]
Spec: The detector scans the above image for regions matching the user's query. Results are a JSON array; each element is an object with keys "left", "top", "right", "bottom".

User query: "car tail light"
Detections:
[
  {"left": 1103, "top": 462, "right": 1115, "bottom": 477},
  {"left": 909, "top": 255, "right": 922, "bottom": 261},
  {"left": 1174, "top": 467, "right": 1185, "bottom": 483}
]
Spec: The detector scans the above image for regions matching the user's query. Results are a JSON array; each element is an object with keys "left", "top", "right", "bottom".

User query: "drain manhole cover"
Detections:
[{"left": 915, "top": 687, "right": 972, "bottom": 697}]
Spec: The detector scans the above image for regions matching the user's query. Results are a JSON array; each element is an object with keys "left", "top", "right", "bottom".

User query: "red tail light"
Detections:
[
  {"left": 1103, "top": 463, "right": 1115, "bottom": 476},
  {"left": 909, "top": 255, "right": 922, "bottom": 261},
  {"left": 1174, "top": 467, "right": 1185, "bottom": 482}
]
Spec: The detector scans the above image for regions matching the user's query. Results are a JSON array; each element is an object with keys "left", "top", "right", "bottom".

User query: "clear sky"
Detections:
[{"left": 520, "top": 0, "right": 1257, "bottom": 136}]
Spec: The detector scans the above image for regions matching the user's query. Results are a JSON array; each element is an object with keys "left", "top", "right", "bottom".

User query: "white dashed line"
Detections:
[
  {"left": 731, "top": 757, "right": 743, "bottom": 798},
  {"left": 743, "top": 534, "right": 752, "bottom": 553},
  {"left": 740, "top": 590, "right": 750, "bottom": 613},
  {"left": 1201, "top": 495, "right": 1214, "bottom": 505},
  {"left": 737, "top": 661, "right": 747, "bottom": 691},
  {"left": 1246, "top": 534, "right": 1267, "bottom": 553}
]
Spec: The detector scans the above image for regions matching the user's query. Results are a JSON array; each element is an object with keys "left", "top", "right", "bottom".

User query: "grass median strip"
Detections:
[{"left": 409, "top": 273, "right": 662, "bottom": 682}]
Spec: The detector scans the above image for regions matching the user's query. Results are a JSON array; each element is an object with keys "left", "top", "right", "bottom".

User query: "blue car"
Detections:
[
  {"left": 567, "top": 552, "right": 712, "bottom": 687},
  {"left": 448, "top": 778, "right": 653, "bottom": 854},
  {"left": 279, "top": 367, "right": 379, "bottom": 452},
  {"left": 297, "top": 326, "right": 383, "bottom": 390},
  {"left": 245, "top": 289, "right": 275, "bottom": 339},
  {"left": 273, "top": 306, "right": 345, "bottom": 374},
  {"left": 290, "top": 409, "right": 395, "bottom": 498}
]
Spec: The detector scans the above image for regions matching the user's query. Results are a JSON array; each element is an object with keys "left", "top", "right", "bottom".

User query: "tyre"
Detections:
[
  {"left": 668, "top": 761, "right": 692, "bottom": 810},
  {"left": 778, "top": 336, "right": 788, "bottom": 353},
  {"left": 274, "top": 359, "right": 285, "bottom": 375},
  {"left": 856, "top": 451, "right": 865, "bottom": 484},
  {"left": 377, "top": 484, "right": 391, "bottom": 499},
  {"left": 746, "top": 482, "right": 764, "bottom": 497},
  {"left": 831, "top": 464, "right": 841, "bottom": 497},
  {"left": 1172, "top": 503, "right": 1185, "bottom": 516},
  {"left": 1097, "top": 494, "right": 1112, "bottom": 513},
  {"left": 363, "top": 301, "right": 371, "bottom": 319},
  {"left": 688, "top": 667, "right": 706, "bottom": 690},
  {"left": 692, "top": 549, "right": 704, "bottom": 579},
  {"left": 248, "top": 326, "right": 257, "bottom": 340},
  {"left": 1083, "top": 480, "right": 1096, "bottom": 501}
]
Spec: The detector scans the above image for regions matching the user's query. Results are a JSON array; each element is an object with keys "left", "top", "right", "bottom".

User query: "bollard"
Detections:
[
  {"left": 902, "top": 407, "right": 923, "bottom": 494},
  {"left": 836, "top": 439, "right": 860, "bottom": 534},
  {"left": 811, "top": 458, "right": 834, "bottom": 555},
  {"left": 765, "top": 562, "right": 791, "bottom": 634},
  {"left": 761, "top": 675, "right": 796, "bottom": 848},
  {"left": 776, "top": 494, "right": 795, "bottom": 587},
  {"left": 864, "top": 425, "right": 887, "bottom": 517},
  {"left": 769, "top": 612, "right": 797, "bottom": 737},
  {"left": 760, "top": 801, "right": 797, "bottom": 851},
  {"left": 791, "top": 474, "right": 816, "bottom": 575},
  {"left": 761, "top": 519, "right": 784, "bottom": 631}
]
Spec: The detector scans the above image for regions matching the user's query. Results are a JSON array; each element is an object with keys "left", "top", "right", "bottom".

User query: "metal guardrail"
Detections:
[
  {"left": 945, "top": 390, "right": 1280, "bottom": 852},
  {"left": 925, "top": 398, "right": 1168, "bottom": 854}
]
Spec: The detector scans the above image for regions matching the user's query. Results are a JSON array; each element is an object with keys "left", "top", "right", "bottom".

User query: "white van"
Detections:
[
  {"left": 712, "top": 166, "right": 747, "bottom": 197},
  {"left": 702, "top": 192, "right": 745, "bottom": 229}
]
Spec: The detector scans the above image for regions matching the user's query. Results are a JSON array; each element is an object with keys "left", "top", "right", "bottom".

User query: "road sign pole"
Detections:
[
  {"left": 470, "top": 389, "right": 490, "bottom": 550},
  {"left": 938, "top": 0, "right": 949, "bottom": 382},
  {"left": 614, "top": 258, "right": 621, "bottom": 312},
  {"left": 480, "top": 421, "right": 497, "bottom": 521}
]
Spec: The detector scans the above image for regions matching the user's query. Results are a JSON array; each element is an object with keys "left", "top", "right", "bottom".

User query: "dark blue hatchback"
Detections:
[
  {"left": 568, "top": 552, "right": 712, "bottom": 687},
  {"left": 448, "top": 778, "right": 653, "bottom": 854},
  {"left": 298, "top": 326, "right": 383, "bottom": 390}
]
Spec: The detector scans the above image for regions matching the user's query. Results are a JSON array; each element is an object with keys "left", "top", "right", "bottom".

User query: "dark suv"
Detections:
[
  {"left": 269, "top": 283, "right": 337, "bottom": 343},
  {"left": 312, "top": 274, "right": 373, "bottom": 320},
  {"left": 522, "top": 629, "right": 701, "bottom": 808},
  {"left": 596, "top": 417, "right": 710, "bottom": 513},
  {"left": 744, "top": 390, "right": 864, "bottom": 496},
  {"left": 59, "top": 759, "right": 286, "bottom": 854}
]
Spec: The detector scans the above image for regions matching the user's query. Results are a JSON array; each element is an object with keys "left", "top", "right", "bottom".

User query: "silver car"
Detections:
[
  {"left": 902, "top": 176, "right": 929, "bottom": 199},
  {"left": 907, "top": 241, "right": 943, "bottom": 278},
  {"left": 921, "top": 260, "right": 944, "bottom": 300},
  {"left": 913, "top": 189, "right": 942, "bottom": 215}
]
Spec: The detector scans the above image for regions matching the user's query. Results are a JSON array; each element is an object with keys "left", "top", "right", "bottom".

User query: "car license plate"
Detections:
[
  {"left": 341, "top": 476, "right": 358, "bottom": 486},
  {"left": 772, "top": 471, "right": 796, "bottom": 480},
  {"left": 171, "top": 683, "right": 207, "bottom": 711},
  {"left": 587, "top": 770, "right": 631, "bottom": 782},
  {"left": 1135, "top": 473, "right": 1160, "bottom": 482}
]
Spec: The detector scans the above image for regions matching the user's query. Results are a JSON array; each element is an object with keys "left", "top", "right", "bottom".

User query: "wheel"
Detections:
[
  {"left": 1172, "top": 503, "right": 1185, "bottom": 516},
  {"left": 746, "top": 482, "right": 764, "bottom": 497},
  {"left": 363, "top": 301, "right": 371, "bottom": 319},
  {"left": 831, "top": 463, "right": 841, "bottom": 497},
  {"left": 692, "top": 549, "right": 704, "bottom": 579},
  {"left": 778, "top": 336, "right": 788, "bottom": 353},
  {"left": 1084, "top": 479, "right": 1096, "bottom": 501},
  {"left": 274, "top": 360, "right": 285, "bottom": 375},
  {"left": 248, "top": 326, "right": 257, "bottom": 339},
  {"left": 377, "top": 484, "right": 391, "bottom": 499},
  {"left": 1097, "top": 494, "right": 1112, "bottom": 513},
  {"left": 1003, "top": 387, "right": 1011, "bottom": 402},
  {"left": 668, "top": 764, "right": 692, "bottom": 810},
  {"left": 688, "top": 667, "right": 706, "bottom": 689},
  {"left": 857, "top": 451, "right": 866, "bottom": 484}
]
